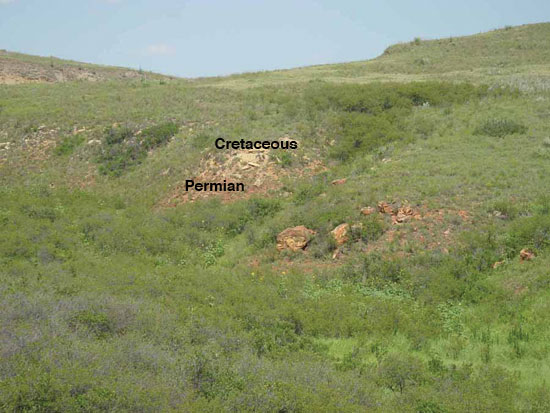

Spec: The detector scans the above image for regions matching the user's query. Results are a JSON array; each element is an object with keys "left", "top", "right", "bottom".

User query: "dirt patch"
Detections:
[
  {"left": 0, "top": 126, "right": 59, "bottom": 167},
  {"left": 365, "top": 204, "right": 473, "bottom": 256},
  {"left": 0, "top": 74, "right": 42, "bottom": 85},
  {"left": 0, "top": 52, "right": 145, "bottom": 84}
]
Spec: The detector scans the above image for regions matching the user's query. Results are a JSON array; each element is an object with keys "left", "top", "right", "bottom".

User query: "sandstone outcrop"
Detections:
[
  {"left": 276, "top": 226, "right": 316, "bottom": 252},
  {"left": 331, "top": 223, "right": 350, "bottom": 246}
]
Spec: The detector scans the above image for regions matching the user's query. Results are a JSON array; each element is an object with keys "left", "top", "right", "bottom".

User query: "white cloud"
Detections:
[
  {"left": 145, "top": 44, "right": 175, "bottom": 56},
  {"left": 0, "top": 0, "right": 17, "bottom": 4}
]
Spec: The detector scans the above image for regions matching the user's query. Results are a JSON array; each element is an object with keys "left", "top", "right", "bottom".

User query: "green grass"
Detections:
[{"left": 2, "top": 23, "right": 550, "bottom": 412}]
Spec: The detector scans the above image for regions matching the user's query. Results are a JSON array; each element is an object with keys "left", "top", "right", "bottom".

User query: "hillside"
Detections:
[
  {"left": 2, "top": 23, "right": 550, "bottom": 412},
  {"left": 0, "top": 50, "right": 167, "bottom": 84},
  {"left": 205, "top": 22, "right": 550, "bottom": 90}
]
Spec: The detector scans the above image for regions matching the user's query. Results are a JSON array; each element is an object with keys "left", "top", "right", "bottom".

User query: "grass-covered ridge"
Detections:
[
  {"left": 2, "top": 23, "right": 550, "bottom": 412},
  {"left": 204, "top": 22, "right": 550, "bottom": 90}
]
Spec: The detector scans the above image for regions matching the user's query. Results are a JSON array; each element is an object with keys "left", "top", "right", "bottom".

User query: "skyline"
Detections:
[{"left": 1, "top": 0, "right": 550, "bottom": 78}]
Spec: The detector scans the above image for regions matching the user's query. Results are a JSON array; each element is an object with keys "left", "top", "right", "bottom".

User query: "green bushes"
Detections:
[
  {"left": 3, "top": 64, "right": 550, "bottom": 412},
  {"left": 302, "top": 82, "right": 488, "bottom": 161},
  {"left": 140, "top": 122, "right": 179, "bottom": 149},
  {"left": 69, "top": 310, "right": 115, "bottom": 339},
  {"left": 1, "top": 183, "right": 549, "bottom": 412},
  {"left": 352, "top": 215, "right": 387, "bottom": 243},
  {"left": 307, "top": 231, "right": 337, "bottom": 259},
  {"left": 505, "top": 214, "right": 550, "bottom": 254},
  {"left": 97, "top": 122, "right": 178, "bottom": 176},
  {"left": 474, "top": 118, "right": 527, "bottom": 137},
  {"left": 304, "top": 81, "right": 486, "bottom": 114},
  {"left": 328, "top": 111, "right": 404, "bottom": 161},
  {"left": 54, "top": 134, "right": 84, "bottom": 156},
  {"left": 377, "top": 353, "right": 426, "bottom": 393}
]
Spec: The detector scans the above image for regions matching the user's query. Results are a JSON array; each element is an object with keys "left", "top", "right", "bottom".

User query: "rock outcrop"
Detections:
[
  {"left": 331, "top": 223, "right": 350, "bottom": 246},
  {"left": 277, "top": 226, "right": 316, "bottom": 252},
  {"left": 520, "top": 248, "right": 535, "bottom": 261},
  {"left": 376, "top": 201, "right": 421, "bottom": 224}
]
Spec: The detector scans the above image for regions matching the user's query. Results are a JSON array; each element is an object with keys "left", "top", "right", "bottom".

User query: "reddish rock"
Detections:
[
  {"left": 331, "top": 223, "right": 350, "bottom": 246},
  {"left": 276, "top": 226, "right": 316, "bottom": 252},
  {"left": 331, "top": 178, "right": 347, "bottom": 185},
  {"left": 392, "top": 205, "right": 418, "bottom": 224},
  {"left": 520, "top": 248, "right": 535, "bottom": 262},
  {"left": 378, "top": 201, "right": 395, "bottom": 215},
  {"left": 361, "top": 206, "right": 376, "bottom": 216}
]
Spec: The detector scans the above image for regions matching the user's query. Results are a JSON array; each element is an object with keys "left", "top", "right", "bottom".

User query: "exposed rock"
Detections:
[
  {"left": 361, "top": 206, "right": 376, "bottom": 216},
  {"left": 332, "top": 248, "right": 343, "bottom": 260},
  {"left": 393, "top": 212, "right": 409, "bottom": 224},
  {"left": 378, "top": 201, "right": 396, "bottom": 215},
  {"left": 493, "top": 210, "right": 508, "bottom": 220},
  {"left": 520, "top": 248, "right": 535, "bottom": 262},
  {"left": 331, "top": 223, "right": 350, "bottom": 246},
  {"left": 458, "top": 210, "right": 469, "bottom": 221},
  {"left": 277, "top": 226, "right": 316, "bottom": 252},
  {"left": 391, "top": 205, "right": 419, "bottom": 224},
  {"left": 331, "top": 178, "right": 347, "bottom": 185}
]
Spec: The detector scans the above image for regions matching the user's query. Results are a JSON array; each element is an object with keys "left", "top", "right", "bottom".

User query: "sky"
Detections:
[{"left": 1, "top": 0, "right": 550, "bottom": 78}]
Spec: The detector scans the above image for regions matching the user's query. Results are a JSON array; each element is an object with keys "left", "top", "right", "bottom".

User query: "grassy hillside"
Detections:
[
  {"left": 205, "top": 23, "right": 550, "bottom": 90},
  {"left": 0, "top": 49, "right": 167, "bottom": 84},
  {"left": 2, "top": 23, "right": 550, "bottom": 412}
]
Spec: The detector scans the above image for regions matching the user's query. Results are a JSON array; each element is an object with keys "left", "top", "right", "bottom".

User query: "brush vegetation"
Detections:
[{"left": 2, "top": 23, "right": 550, "bottom": 412}]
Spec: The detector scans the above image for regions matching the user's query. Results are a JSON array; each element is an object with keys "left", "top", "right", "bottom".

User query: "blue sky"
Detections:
[{"left": 1, "top": 0, "right": 549, "bottom": 78}]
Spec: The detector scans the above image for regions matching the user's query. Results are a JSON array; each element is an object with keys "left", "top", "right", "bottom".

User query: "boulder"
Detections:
[
  {"left": 277, "top": 226, "right": 316, "bottom": 252},
  {"left": 331, "top": 223, "right": 350, "bottom": 246},
  {"left": 378, "top": 201, "right": 395, "bottom": 215},
  {"left": 520, "top": 248, "right": 535, "bottom": 262},
  {"left": 389, "top": 205, "right": 420, "bottom": 224},
  {"left": 361, "top": 206, "right": 376, "bottom": 216}
]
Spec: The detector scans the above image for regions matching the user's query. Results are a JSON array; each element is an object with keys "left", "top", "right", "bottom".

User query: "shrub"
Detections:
[
  {"left": 489, "top": 199, "right": 521, "bottom": 220},
  {"left": 5, "top": 373, "right": 65, "bottom": 412},
  {"left": 308, "top": 231, "right": 337, "bottom": 259},
  {"left": 141, "top": 122, "right": 179, "bottom": 150},
  {"left": 55, "top": 134, "right": 85, "bottom": 156},
  {"left": 303, "top": 82, "right": 487, "bottom": 161},
  {"left": 351, "top": 216, "right": 386, "bottom": 243},
  {"left": 69, "top": 310, "right": 114, "bottom": 339},
  {"left": 535, "top": 137, "right": 550, "bottom": 159},
  {"left": 474, "top": 118, "right": 527, "bottom": 137},
  {"left": 97, "top": 122, "right": 178, "bottom": 176},
  {"left": 277, "top": 151, "right": 293, "bottom": 168},
  {"left": 191, "top": 132, "right": 213, "bottom": 150},
  {"left": 74, "top": 387, "right": 118, "bottom": 411},
  {"left": 377, "top": 353, "right": 426, "bottom": 393},
  {"left": 505, "top": 214, "right": 550, "bottom": 254}
]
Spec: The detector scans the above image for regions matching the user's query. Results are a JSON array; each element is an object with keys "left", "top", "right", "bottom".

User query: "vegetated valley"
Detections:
[{"left": 2, "top": 23, "right": 550, "bottom": 412}]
